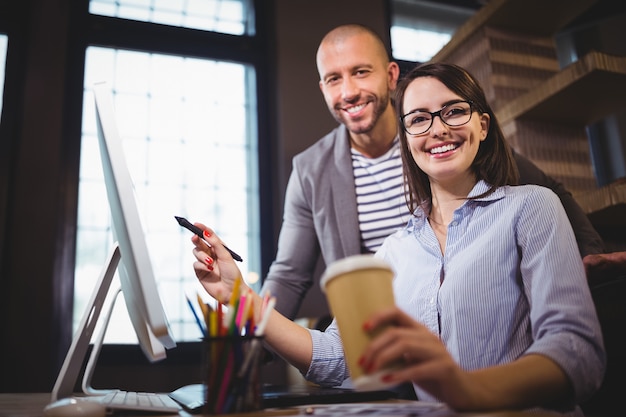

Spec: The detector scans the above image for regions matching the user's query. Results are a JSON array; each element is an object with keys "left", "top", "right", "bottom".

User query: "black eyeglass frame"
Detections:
[{"left": 400, "top": 100, "right": 475, "bottom": 136}]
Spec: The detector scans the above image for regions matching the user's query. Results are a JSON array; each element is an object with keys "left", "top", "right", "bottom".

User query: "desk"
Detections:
[{"left": 0, "top": 393, "right": 563, "bottom": 417}]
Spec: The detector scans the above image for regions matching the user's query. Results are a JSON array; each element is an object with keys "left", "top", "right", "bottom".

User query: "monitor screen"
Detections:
[{"left": 92, "top": 81, "right": 176, "bottom": 359}]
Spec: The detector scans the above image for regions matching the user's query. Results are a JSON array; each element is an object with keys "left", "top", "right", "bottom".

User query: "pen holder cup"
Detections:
[{"left": 202, "top": 335, "right": 264, "bottom": 414}]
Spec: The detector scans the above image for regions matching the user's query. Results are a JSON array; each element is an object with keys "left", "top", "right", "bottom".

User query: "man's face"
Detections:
[{"left": 317, "top": 33, "right": 397, "bottom": 135}]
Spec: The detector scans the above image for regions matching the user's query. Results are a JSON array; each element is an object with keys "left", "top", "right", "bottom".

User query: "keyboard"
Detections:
[{"left": 82, "top": 390, "right": 182, "bottom": 413}]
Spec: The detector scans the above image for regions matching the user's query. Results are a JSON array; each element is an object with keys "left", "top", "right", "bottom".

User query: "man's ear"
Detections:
[{"left": 388, "top": 61, "right": 400, "bottom": 91}]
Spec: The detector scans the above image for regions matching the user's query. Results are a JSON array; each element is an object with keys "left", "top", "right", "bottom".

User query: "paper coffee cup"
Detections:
[{"left": 320, "top": 254, "right": 396, "bottom": 390}]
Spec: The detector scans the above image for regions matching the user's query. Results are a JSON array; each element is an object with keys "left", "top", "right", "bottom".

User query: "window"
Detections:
[
  {"left": 73, "top": 1, "right": 262, "bottom": 343},
  {"left": 389, "top": 0, "right": 477, "bottom": 63},
  {"left": 89, "top": 0, "right": 252, "bottom": 35}
]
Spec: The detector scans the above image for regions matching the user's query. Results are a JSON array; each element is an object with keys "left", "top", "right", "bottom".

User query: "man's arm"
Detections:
[
  {"left": 513, "top": 150, "right": 605, "bottom": 257},
  {"left": 261, "top": 163, "right": 322, "bottom": 320}
]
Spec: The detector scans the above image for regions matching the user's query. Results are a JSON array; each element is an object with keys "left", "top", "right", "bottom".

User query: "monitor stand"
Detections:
[
  {"left": 82, "top": 286, "right": 123, "bottom": 395},
  {"left": 51, "top": 244, "right": 122, "bottom": 401}
]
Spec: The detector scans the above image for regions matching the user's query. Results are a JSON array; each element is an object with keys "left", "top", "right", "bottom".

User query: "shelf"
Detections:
[
  {"left": 432, "top": 0, "right": 599, "bottom": 63},
  {"left": 495, "top": 51, "right": 626, "bottom": 126}
]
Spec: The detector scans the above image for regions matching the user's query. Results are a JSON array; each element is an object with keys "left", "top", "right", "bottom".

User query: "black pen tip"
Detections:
[{"left": 174, "top": 215, "right": 184, "bottom": 224}]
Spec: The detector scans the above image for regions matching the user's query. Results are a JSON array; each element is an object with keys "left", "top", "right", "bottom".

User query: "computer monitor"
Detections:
[
  {"left": 92, "top": 81, "right": 176, "bottom": 358},
  {"left": 51, "top": 82, "right": 176, "bottom": 400}
]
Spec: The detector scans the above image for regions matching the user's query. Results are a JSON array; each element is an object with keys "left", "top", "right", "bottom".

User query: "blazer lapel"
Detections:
[{"left": 331, "top": 127, "right": 361, "bottom": 257}]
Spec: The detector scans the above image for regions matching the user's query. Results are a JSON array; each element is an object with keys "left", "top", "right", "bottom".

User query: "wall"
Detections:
[{"left": 271, "top": 0, "right": 390, "bottom": 319}]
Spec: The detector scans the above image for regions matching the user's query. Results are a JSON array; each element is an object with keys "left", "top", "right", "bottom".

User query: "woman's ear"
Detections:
[{"left": 480, "top": 113, "right": 490, "bottom": 141}]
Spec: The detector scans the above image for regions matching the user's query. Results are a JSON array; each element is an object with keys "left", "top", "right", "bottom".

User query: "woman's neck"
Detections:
[{"left": 429, "top": 176, "right": 477, "bottom": 226}]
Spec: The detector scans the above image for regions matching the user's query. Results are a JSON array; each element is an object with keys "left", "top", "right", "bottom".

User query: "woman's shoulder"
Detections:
[
  {"left": 498, "top": 184, "right": 563, "bottom": 217},
  {"left": 502, "top": 183, "right": 560, "bottom": 201},
  {"left": 474, "top": 182, "right": 559, "bottom": 207}
]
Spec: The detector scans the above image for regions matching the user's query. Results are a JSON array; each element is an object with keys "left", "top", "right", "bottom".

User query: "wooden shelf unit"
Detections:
[
  {"left": 430, "top": 0, "right": 626, "bottom": 216},
  {"left": 432, "top": 0, "right": 599, "bottom": 63},
  {"left": 496, "top": 51, "right": 626, "bottom": 126}
]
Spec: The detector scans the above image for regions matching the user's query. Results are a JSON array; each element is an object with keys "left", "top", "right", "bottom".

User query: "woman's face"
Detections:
[{"left": 402, "top": 76, "right": 489, "bottom": 186}]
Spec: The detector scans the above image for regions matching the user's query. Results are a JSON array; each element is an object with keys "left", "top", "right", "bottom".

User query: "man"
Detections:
[{"left": 261, "top": 24, "right": 605, "bottom": 320}]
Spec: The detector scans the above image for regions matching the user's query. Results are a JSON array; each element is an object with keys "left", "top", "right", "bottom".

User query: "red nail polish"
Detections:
[
  {"left": 382, "top": 374, "right": 393, "bottom": 383},
  {"left": 203, "top": 230, "right": 211, "bottom": 238},
  {"left": 358, "top": 356, "right": 365, "bottom": 366},
  {"left": 363, "top": 321, "right": 372, "bottom": 331},
  {"left": 205, "top": 257, "right": 213, "bottom": 265},
  {"left": 207, "top": 265, "right": 214, "bottom": 271}
]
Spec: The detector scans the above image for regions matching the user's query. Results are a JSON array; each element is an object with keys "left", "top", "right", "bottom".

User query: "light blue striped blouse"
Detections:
[{"left": 306, "top": 181, "right": 605, "bottom": 413}]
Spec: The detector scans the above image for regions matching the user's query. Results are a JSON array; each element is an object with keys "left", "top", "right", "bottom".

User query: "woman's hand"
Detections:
[
  {"left": 359, "top": 307, "right": 572, "bottom": 411},
  {"left": 191, "top": 223, "right": 244, "bottom": 303},
  {"left": 359, "top": 306, "right": 476, "bottom": 409},
  {"left": 191, "top": 224, "right": 316, "bottom": 372}
]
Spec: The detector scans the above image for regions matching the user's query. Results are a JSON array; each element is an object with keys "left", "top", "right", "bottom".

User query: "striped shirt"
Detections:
[
  {"left": 351, "top": 138, "right": 410, "bottom": 253},
  {"left": 306, "top": 181, "right": 605, "bottom": 413}
]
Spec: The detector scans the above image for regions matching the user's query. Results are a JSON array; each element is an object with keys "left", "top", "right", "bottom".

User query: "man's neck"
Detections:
[{"left": 349, "top": 106, "right": 397, "bottom": 158}]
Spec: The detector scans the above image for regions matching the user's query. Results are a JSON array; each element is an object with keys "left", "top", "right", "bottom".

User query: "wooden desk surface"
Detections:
[{"left": 0, "top": 393, "right": 563, "bottom": 417}]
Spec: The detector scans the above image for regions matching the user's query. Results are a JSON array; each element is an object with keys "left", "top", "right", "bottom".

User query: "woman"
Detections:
[{"left": 191, "top": 63, "right": 605, "bottom": 414}]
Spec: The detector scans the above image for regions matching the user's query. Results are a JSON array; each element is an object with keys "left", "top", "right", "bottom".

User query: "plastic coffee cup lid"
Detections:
[{"left": 320, "top": 254, "right": 392, "bottom": 293}]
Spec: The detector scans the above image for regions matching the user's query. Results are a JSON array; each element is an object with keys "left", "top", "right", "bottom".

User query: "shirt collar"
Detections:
[
  {"left": 468, "top": 180, "right": 504, "bottom": 201},
  {"left": 406, "top": 180, "right": 505, "bottom": 229}
]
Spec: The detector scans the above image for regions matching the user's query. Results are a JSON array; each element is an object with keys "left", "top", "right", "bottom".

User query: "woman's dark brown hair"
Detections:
[{"left": 395, "top": 63, "right": 519, "bottom": 214}]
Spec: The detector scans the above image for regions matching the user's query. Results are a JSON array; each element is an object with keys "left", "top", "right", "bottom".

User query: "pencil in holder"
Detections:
[{"left": 203, "top": 335, "right": 264, "bottom": 414}]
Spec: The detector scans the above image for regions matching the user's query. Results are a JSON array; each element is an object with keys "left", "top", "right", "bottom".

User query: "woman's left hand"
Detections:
[{"left": 359, "top": 306, "right": 475, "bottom": 408}]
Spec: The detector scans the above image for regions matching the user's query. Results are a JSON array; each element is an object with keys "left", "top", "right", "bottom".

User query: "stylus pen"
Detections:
[{"left": 175, "top": 216, "right": 243, "bottom": 262}]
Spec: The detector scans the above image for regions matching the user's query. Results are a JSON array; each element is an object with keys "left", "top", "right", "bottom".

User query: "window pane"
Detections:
[
  {"left": 390, "top": 26, "right": 452, "bottom": 63},
  {"left": 0, "top": 34, "right": 7, "bottom": 114},
  {"left": 89, "top": 0, "right": 252, "bottom": 35},
  {"left": 390, "top": 0, "right": 475, "bottom": 62},
  {"left": 75, "top": 46, "right": 260, "bottom": 343}
]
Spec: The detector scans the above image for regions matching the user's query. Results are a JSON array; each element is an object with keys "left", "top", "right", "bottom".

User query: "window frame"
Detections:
[{"left": 0, "top": 4, "right": 28, "bottom": 280}]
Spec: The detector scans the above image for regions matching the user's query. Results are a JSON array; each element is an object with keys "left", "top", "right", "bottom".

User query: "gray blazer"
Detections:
[
  {"left": 262, "top": 125, "right": 605, "bottom": 319},
  {"left": 262, "top": 126, "right": 361, "bottom": 318}
]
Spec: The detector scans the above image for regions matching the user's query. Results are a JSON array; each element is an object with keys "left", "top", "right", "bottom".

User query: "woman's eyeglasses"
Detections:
[{"left": 400, "top": 100, "right": 474, "bottom": 135}]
